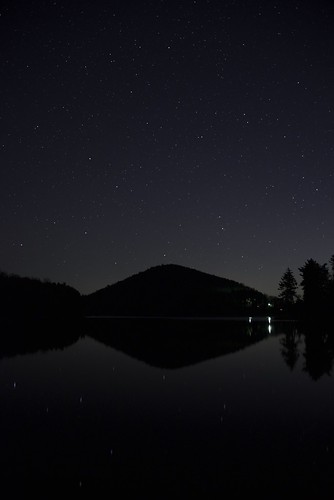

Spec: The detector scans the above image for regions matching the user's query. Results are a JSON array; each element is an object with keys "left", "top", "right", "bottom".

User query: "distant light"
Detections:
[
  {"left": 268, "top": 325, "right": 272, "bottom": 334},
  {"left": 268, "top": 316, "right": 271, "bottom": 324},
  {"left": 249, "top": 316, "right": 252, "bottom": 323}
]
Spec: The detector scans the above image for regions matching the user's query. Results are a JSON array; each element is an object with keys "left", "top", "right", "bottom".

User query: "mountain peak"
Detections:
[{"left": 85, "top": 264, "right": 268, "bottom": 317}]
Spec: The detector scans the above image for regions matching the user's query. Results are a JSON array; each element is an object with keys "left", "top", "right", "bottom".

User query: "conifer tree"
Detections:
[
  {"left": 299, "top": 259, "right": 329, "bottom": 312},
  {"left": 278, "top": 268, "right": 298, "bottom": 305},
  {"left": 329, "top": 254, "right": 334, "bottom": 280}
]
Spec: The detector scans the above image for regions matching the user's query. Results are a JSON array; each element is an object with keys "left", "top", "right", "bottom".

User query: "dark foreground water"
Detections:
[{"left": 1, "top": 318, "right": 334, "bottom": 497}]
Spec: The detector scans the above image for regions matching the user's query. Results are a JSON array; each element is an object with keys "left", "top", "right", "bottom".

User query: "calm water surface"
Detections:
[{"left": 1, "top": 319, "right": 334, "bottom": 497}]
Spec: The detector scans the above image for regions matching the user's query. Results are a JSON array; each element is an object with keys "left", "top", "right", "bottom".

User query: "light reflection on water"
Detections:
[{"left": 1, "top": 319, "right": 334, "bottom": 496}]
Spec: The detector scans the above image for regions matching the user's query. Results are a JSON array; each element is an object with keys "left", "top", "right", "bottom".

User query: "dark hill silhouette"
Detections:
[
  {"left": 0, "top": 271, "right": 82, "bottom": 319},
  {"left": 84, "top": 264, "right": 268, "bottom": 317}
]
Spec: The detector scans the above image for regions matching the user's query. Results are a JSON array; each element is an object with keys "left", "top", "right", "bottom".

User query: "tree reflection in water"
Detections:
[
  {"left": 280, "top": 327, "right": 301, "bottom": 371},
  {"left": 303, "top": 328, "right": 334, "bottom": 380},
  {"left": 280, "top": 323, "right": 334, "bottom": 381}
]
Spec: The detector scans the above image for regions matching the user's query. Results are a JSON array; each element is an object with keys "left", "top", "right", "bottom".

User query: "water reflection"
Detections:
[
  {"left": 2, "top": 318, "right": 334, "bottom": 380},
  {"left": 86, "top": 318, "right": 271, "bottom": 369},
  {"left": 0, "top": 318, "right": 81, "bottom": 360},
  {"left": 1, "top": 317, "right": 272, "bottom": 368},
  {"left": 303, "top": 330, "right": 334, "bottom": 380},
  {"left": 2, "top": 318, "right": 334, "bottom": 496},
  {"left": 280, "top": 328, "right": 301, "bottom": 371},
  {"left": 279, "top": 323, "right": 334, "bottom": 380}
]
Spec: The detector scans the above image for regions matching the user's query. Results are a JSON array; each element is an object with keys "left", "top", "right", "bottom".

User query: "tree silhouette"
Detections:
[
  {"left": 278, "top": 268, "right": 298, "bottom": 306},
  {"left": 299, "top": 259, "right": 330, "bottom": 316},
  {"left": 330, "top": 254, "right": 334, "bottom": 280},
  {"left": 329, "top": 254, "right": 334, "bottom": 301}
]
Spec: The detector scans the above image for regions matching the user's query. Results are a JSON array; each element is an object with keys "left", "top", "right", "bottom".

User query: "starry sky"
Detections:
[{"left": 1, "top": 0, "right": 334, "bottom": 296}]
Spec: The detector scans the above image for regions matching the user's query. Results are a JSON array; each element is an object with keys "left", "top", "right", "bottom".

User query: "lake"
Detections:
[{"left": 1, "top": 318, "right": 334, "bottom": 497}]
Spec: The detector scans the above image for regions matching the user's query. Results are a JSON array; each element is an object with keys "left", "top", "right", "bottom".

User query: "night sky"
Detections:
[{"left": 1, "top": 0, "right": 334, "bottom": 296}]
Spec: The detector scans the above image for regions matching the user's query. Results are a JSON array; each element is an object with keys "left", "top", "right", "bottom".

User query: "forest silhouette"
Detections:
[
  {"left": 0, "top": 271, "right": 81, "bottom": 319},
  {"left": 277, "top": 255, "right": 334, "bottom": 321},
  {"left": 1, "top": 257, "right": 333, "bottom": 320}
]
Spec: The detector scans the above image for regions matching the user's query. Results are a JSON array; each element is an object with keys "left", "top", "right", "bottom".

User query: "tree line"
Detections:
[
  {"left": 278, "top": 255, "right": 334, "bottom": 319},
  {"left": 0, "top": 271, "right": 82, "bottom": 319}
]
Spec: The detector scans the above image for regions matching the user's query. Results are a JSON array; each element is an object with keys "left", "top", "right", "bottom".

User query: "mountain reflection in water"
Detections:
[
  {"left": 86, "top": 317, "right": 271, "bottom": 368},
  {"left": 1, "top": 318, "right": 334, "bottom": 497},
  {"left": 1, "top": 317, "right": 333, "bottom": 377}
]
